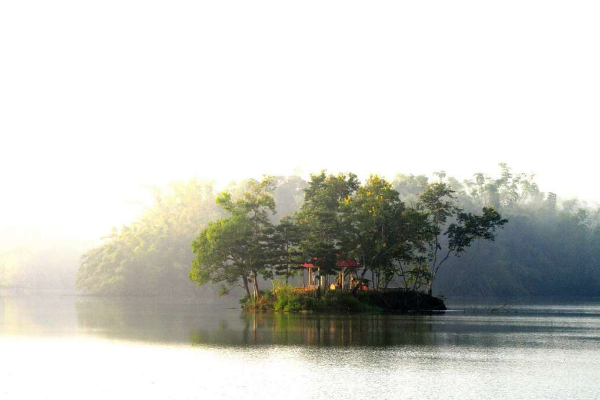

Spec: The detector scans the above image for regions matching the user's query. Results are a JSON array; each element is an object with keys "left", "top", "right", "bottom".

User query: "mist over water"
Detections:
[{"left": 3, "top": 1, "right": 600, "bottom": 398}]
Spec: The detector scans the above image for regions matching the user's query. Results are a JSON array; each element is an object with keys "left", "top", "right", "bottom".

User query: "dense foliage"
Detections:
[
  {"left": 190, "top": 178, "right": 277, "bottom": 299},
  {"left": 76, "top": 181, "right": 221, "bottom": 295},
  {"left": 240, "top": 284, "right": 445, "bottom": 313},
  {"left": 78, "top": 164, "right": 600, "bottom": 298},
  {"left": 407, "top": 165, "right": 600, "bottom": 297},
  {"left": 190, "top": 172, "right": 506, "bottom": 299},
  {"left": 76, "top": 176, "right": 307, "bottom": 296}
]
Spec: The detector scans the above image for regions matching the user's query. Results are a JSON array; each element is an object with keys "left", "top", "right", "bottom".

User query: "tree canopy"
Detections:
[
  {"left": 189, "top": 171, "right": 506, "bottom": 297},
  {"left": 190, "top": 177, "right": 277, "bottom": 299},
  {"left": 77, "top": 165, "right": 600, "bottom": 298},
  {"left": 76, "top": 180, "right": 221, "bottom": 296}
]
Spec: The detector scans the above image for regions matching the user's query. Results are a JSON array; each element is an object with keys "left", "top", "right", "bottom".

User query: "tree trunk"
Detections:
[
  {"left": 317, "top": 268, "right": 321, "bottom": 290},
  {"left": 371, "top": 270, "right": 375, "bottom": 291},
  {"left": 252, "top": 272, "right": 260, "bottom": 300},
  {"left": 242, "top": 276, "right": 251, "bottom": 299},
  {"left": 384, "top": 274, "right": 392, "bottom": 289},
  {"left": 427, "top": 273, "right": 434, "bottom": 296}
]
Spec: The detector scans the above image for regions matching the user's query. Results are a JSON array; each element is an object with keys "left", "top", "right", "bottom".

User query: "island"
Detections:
[{"left": 189, "top": 171, "right": 506, "bottom": 313}]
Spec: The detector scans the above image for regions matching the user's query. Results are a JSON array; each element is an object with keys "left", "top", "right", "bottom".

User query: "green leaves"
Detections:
[
  {"left": 418, "top": 182, "right": 457, "bottom": 229},
  {"left": 417, "top": 180, "right": 509, "bottom": 294},
  {"left": 80, "top": 171, "right": 509, "bottom": 300},
  {"left": 271, "top": 215, "right": 303, "bottom": 282},
  {"left": 340, "top": 175, "right": 413, "bottom": 287},
  {"left": 447, "top": 207, "right": 509, "bottom": 254},
  {"left": 190, "top": 176, "right": 277, "bottom": 299},
  {"left": 193, "top": 171, "right": 508, "bottom": 297},
  {"left": 295, "top": 171, "right": 359, "bottom": 275},
  {"left": 77, "top": 180, "right": 221, "bottom": 296}
]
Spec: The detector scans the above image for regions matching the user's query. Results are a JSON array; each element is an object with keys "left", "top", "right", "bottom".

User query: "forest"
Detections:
[{"left": 75, "top": 164, "right": 600, "bottom": 299}]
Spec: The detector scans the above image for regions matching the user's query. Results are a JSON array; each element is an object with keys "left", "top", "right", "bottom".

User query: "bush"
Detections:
[
  {"left": 337, "top": 294, "right": 362, "bottom": 311},
  {"left": 273, "top": 284, "right": 301, "bottom": 311},
  {"left": 241, "top": 284, "right": 385, "bottom": 313},
  {"left": 241, "top": 291, "right": 273, "bottom": 311}
]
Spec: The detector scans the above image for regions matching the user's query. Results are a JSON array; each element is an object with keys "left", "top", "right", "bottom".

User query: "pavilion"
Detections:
[{"left": 299, "top": 258, "right": 364, "bottom": 291}]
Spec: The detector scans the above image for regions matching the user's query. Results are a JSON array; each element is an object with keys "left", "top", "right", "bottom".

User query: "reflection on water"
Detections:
[
  {"left": 190, "top": 313, "right": 442, "bottom": 347},
  {"left": 2, "top": 296, "right": 600, "bottom": 400},
  {"left": 75, "top": 298, "right": 443, "bottom": 346},
  {"left": 1, "top": 295, "right": 596, "bottom": 349},
  {"left": 70, "top": 297, "right": 600, "bottom": 349},
  {"left": 0, "top": 296, "right": 598, "bottom": 348}
]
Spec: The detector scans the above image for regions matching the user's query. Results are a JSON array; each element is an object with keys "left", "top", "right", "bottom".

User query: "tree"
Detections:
[
  {"left": 295, "top": 171, "right": 359, "bottom": 288},
  {"left": 392, "top": 173, "right": 429, "bottom": 204},
  {"left": 190, "top": 177, "right": 276, "bottom": 300},
  {"left": 77, "top": 180, "right": 220, "bottom": 296},
  {"left": 341, "top": 175, "right": 427, "bottom": 290},
  {"left": 418, "top": 182, "right": 508, "bottom": 295},
  {"left": 272, "top": 175, "right": 308, "bottom": 222},
  {"left": 271, "top": 215, "right": 303, "bottom": 284}
]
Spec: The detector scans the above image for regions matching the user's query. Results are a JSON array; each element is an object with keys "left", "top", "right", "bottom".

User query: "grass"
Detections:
[{"left": 241, "top": 284, "right": 383, "bottom": 313}]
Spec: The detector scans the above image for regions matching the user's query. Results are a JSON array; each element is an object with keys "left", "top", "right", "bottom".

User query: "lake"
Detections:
[{"left": 1, "top": 295, "right": 599, "bottom": 399}]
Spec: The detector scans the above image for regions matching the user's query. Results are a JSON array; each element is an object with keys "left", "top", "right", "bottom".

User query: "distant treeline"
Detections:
[{"left": 76, "top": 164, "right": 600, "bottom": 297}]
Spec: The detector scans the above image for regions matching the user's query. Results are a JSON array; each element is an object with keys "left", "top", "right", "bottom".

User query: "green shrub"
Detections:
[
  {"left": 241, "top": 291, "right": 273, "bottom": 311},
  {"left": 338, "top": 294, "right": 362, "bottom": 311},
  {"left": 241, "top": 284, "right": 384, "bottom": 313},
  {"left": 273, "top": 284, "right": 304, "bottom": 312}
]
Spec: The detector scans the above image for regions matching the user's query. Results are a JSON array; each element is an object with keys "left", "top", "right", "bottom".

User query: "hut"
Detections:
[
  {"left": 300, "top": 258, "right": 362, "bottom": 291},
  {"left": 299, "top": 262, "right": 318, "bottom": 288},
  {"left": 333, "top": 258, "right": 361, "bottom": 291}
]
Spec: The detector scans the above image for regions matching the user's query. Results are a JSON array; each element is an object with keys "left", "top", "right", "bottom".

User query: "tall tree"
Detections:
[
  {"left": 418, "top": 182, "right": 507, "bottom": 295},
  {"left": 271, "top": 215, "right": 303, "bottom": 285},
  {"left": 341, "top": 175, "right": 427, "bottom": 290},
  {"left": 190, "top": 177, "right": 276, "bottom": 300},
  {"left": 295, "top": 171, "right": 359, "bottom": 287}
]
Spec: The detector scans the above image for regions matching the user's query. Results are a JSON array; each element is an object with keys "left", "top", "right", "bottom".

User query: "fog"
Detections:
[{"left": 2, "top": 1, "right": 600, "bottom": 293}]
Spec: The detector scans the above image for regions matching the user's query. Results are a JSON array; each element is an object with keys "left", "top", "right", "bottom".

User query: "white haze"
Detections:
[{"left": 1, "top": 0, "right": 599, "bottom": 246}]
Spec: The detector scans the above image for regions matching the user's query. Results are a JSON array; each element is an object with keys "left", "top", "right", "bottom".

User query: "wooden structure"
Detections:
[
  {"left": 299, "top": 262, "right": 318, "bottom": 288},
  {"left": 333, "top": 259, "right": 360, "bottom": 291},
  {"left": 299, "top": 258, "right": 362, "bottom": 291}
]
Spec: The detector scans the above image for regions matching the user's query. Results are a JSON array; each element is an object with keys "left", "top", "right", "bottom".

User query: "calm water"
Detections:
[{"left": 1, "top": 296, "right": 600, "bottom": 399}]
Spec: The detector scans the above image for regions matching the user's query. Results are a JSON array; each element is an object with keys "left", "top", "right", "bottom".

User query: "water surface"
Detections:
[{"left": 1, "top": 296, "right": 599, "bottom": 399}]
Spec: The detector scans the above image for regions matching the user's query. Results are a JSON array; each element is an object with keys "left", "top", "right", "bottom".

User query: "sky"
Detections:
[{"left": 1, "top": 0, "right": 599, "bottom": 243}]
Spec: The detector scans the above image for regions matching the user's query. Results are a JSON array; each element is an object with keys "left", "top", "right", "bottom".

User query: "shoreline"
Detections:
[{"left": 242, "top": 288, "right": 447, "bottom": 314}]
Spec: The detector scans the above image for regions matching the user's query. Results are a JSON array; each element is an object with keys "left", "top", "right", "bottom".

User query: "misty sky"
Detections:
[{"left": 2, "top": 0, "right": 599, "bottom": 242}]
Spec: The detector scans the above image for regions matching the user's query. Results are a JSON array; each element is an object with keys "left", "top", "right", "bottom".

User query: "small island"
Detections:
[
  {"left": 189, "top": 171, "right": 506, "bottom": 313},
  {"left": 242, "top": 257, "right": 446, "bottom": 313},
  {"left": 242, "top": 285, "right": 447, "bottom": 313}
]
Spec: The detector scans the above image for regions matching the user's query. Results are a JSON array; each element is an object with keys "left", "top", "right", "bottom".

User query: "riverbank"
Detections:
[{"left": 242, "top": 286, "right": 446, "bottom": 313}]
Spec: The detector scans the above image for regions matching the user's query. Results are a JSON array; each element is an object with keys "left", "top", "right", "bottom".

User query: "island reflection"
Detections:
[
  {"left": 2, "top": 296, "right": 597, "bottom": 350},
  {"left": 73, "top": 298, "right": 594, "bottom": 349},
  {"left": 75, "top": 299, "right": 447, "bottom": 347}
]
